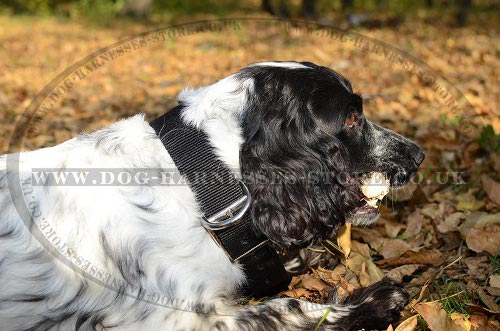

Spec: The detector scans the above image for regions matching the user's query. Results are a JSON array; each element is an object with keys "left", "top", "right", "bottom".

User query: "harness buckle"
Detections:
[{"left": 201, "top": 180, "right": 252, "bottom": 230}]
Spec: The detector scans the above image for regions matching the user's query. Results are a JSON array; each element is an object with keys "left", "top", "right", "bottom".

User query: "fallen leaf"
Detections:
[
  {"left": 470, "top": 314, "right": 488, "bottom": 331},
  {"left": 420, "top": 203, "right": 443, "bottom": 220},
  {"left": 380, "top": 239, "right": 414, "bottom": 259},
  {"left": 485, "top": 286, "right": 500, "bottom": 297},
  {"left": 463, "top": 256, "right": 492, "bottom": 281},
  {"left": 386, "top": 265, "right": 421, "bottom": 282},
  {"left": 481, "top": 175, "right": 500, "bottom": 206},
  {"left": 458, "top": 213, "right": 500, "bottom": 255},
  {"left": 377, "top": 250, "right": 447, "bottom": 268},
  {"left": 350, "top": 240, "right": 371, "bottom": 258},
  {"left": 280, "top": 288, "right": 314, "bottom": 300},
  {"left": 466, "top": 304, "right": 500, "bottom": 317},
  {"left": 456, "top": 192, "right": 485, "bottom": 212},
  {"left": 394, "top": 314, "right": 418, "bottom": 331},
  {"left": 288, "top": 275, "right": 304, "bottom": 289},
  {"left": 365, "top": 259, "right": 384, "bottom": 283},
  {"left": 351, "top": 227, "right": 385, "bottom": 250},
  {"left": 470, "top": 313, "right": 500, "bottom": 331},
  {"left": 346, "top": 244, "right": 384, "bottom": 287},
  {"left": 469, "top": 313, "right": 500, "bottom": 331},
  {"left": 403, "top": 210, "right": 424, "bottom": 238},
  {"left": 414, "top": 301, "right": 465, "bottom": 331},
  {"left": 346, "top": 251, "right": 366, "bottom": 275},
  {"left": 457, "top": 200, "right": 485, "bottom": 212},
  {"left": 469, "top": 282, "right": 500, "bottom": 313},
  {"left": 494, "top": 154, "right": 500, "bottom": 174},
  {"left": 451, "top": 313, "right": 472, "bottom": 331},
  {"left": 465, "top": 225, "right": 500, "bottom": 256},
  {"left": 338, "top": 223, "right": 352, "bottom": 259},
  {"left": 358, "top": 261, "right": 371, "bottom": 287},
  {"left": 380, "top": 218, "right": 406, "bottom": 238},
  {"left": 437, "top": 212, "right": 466, "bottom": 233},
  {"left": 459, "top": 213, "right": 500, "bottom": 235},
  {"left": 330, "top": 264, "right": 347, "bottom": 282},
  {"left": 301, "top": 274, "right": 329, "bottom": 294},
  {"left": 489, "top": 274, "right": 500, "bottom": 288}
]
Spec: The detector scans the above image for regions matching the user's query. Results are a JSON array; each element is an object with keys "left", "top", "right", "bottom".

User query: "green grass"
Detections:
[{"left": 432, "top": 276, "right": 473, "bottom": 317}]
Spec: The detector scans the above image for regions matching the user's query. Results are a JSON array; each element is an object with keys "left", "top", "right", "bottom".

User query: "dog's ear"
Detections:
[{"left": 240, "top": 85, "right": 360, "bottom": 247}]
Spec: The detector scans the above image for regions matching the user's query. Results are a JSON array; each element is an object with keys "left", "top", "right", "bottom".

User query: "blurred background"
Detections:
[{"left": 0, "top": 1, "right": 498, "bottom": 330}]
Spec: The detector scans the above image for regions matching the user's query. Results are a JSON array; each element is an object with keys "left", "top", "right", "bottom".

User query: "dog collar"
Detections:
[{"left": 150, "top": 106, "right": 291, "bottom": 297}]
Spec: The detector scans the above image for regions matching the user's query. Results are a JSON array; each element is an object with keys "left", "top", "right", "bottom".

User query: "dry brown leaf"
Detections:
[
  {"left": 437, "top": 212, "right": 466, "bottom": 233},
  {"left": 380, "top": 218, "right": 407, "bottom": 238},
  {"left": 463, "top": 256, "right": 492, "bottom": 281},
  {"left": 365, "top": 259, "right": 384, "bottom": 283},
  {"left": 459, "top": 213, "right": 500, "bottom": 255},
  {"left": 346, "top": 252, "right": 366, "bottom": 275},
  {"left": 414, "top": 301, "right": 466, "bottom": 331},
  {"left": 489, "top": 274, "right": 500, "bottom": 288},
  {"left": 338, "top": 223, "right": 352, "bottom": 259},
  {"left": 469, "top": 313, "right": 500, "bottom": 331},
  {"left": 300, "top": 274, "right": 329, "bottom": 293},
  {"left": 459, "top": 213, "right": 500, "bottom": 235},
  {"left": 288, "top": 275, "right": 304, "bottom": 289},
  {"left": 394, "top": 315, "right": 418, "bottom": 331},
  {"left": 451, "top": 313, "right": 472, "bottom": 331},
  {"left": 377, "top": 250, "right": 446, "bottom": 268},
  {"left": 358, "top": 261, "right": 371, "bottom": 287},
  {"left": 469, "top": 282, "right": 500, "bottom": 313},
  {"left": 466, "top": 304, "right": 500, "bottom": 317},
  {"left": 330, "top": 264, "right": 347, "bottom": 282},
  {"left": 465, "top": 225, "right": 500, "bottom": 256},
  {"left": 494, "top": 154, "right": 500, "bottom": 174},
  {"left": 470, "top": 314, "right": 488, "bottom": 331},
  {"left": 380, "top": 239, "right": 414, "bottom": 259},
  {"left": 485, "top": 286, "right": 500, "bottom": 297},
  {"left": 358, "top": 260, "right": 384, "bottom": 287},
  {"left": 403, "top": 210, "right": 424, "bottom": 238},
  {"left": 280, "top": 288, "right": 314, "bottom": 300},
  {"left": 346, "top": 248, "right": 383, "bottom": 287},
  {"left": 457, "top": 201, "right": 485, "bottom": 212},
  {"left": 386, "top": 265, "right": 420, "bottom": 283},
  {"left": 481, "top": 175, "right": 500, "bottom": 206},
  {"left": 420, "top": 203, "right": 443, "bottom": 220},
  {"left": 351, "top": 227, "right": 385, "bottom": 250},
  {"left": 351, "top": 240, "right": 371, "bottom": 258}
]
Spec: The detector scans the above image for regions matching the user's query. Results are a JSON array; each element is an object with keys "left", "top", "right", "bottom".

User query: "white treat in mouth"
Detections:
[{"left": 360, "top": 172, "right": 390, "bottom": 205}]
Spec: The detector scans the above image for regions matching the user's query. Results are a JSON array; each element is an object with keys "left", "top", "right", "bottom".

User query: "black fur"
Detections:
[{"left": 238, "top": 63, "right": 424, "bottom": 246}]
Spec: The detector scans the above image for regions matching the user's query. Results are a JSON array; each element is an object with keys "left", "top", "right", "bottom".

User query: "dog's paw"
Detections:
[{"left": 336, "top": 278, "right": 409, "bottom": 331}]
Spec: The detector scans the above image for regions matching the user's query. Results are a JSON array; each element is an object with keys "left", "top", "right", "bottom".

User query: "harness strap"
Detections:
[{"left": 150, "top": 106, "right": 291, "bottom": 297}]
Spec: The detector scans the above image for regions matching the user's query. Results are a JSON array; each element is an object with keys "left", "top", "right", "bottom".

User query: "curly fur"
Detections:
[{"left": 240, "top": 64, "right": 363, "bottom": 246}]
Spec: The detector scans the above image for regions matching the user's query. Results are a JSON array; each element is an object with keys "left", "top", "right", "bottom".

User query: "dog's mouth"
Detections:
[{"left": 347, "top": 172, "right": 390, "bottom": 226}]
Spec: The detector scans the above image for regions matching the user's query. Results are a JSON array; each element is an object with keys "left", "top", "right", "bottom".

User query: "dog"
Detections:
[{"left": 0, "top": 61, "right": 424, "bottom": 330}]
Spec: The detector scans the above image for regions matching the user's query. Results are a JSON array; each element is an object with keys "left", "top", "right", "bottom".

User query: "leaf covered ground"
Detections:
[{"left": 0, "top": 8, "right": 498, "bottom": 331}]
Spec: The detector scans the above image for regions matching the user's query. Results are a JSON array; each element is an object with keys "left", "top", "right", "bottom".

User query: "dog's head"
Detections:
[{"left": 238, "top": 62, "right": 424, "bottom": 247}]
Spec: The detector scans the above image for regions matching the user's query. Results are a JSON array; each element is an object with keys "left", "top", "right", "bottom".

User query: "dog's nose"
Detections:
[{"left": 413, "top": 149, "right": 425, "bottom": 166}]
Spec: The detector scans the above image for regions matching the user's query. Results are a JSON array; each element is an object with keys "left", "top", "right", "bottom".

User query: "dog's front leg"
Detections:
[{"left": 207, "top": 279, "right": 408, "bottom": 331}]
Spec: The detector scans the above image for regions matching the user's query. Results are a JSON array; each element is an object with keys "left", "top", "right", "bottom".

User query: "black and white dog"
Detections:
[{"left": 0, "top": 61, "right": 424, "bottom": 330}]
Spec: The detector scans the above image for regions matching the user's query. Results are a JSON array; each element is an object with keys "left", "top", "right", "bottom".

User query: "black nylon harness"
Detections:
[{"left": 150, "top": 106, "right": 291, "bottom": 297}]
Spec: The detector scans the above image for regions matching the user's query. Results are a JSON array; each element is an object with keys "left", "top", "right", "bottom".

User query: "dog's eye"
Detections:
[{"left": 345, "top": 112, "right": 357, "bottom": 127}]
